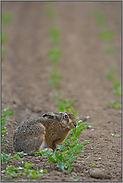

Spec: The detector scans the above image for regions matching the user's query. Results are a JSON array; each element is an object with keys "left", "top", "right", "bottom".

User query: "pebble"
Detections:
[
  {"left": 64, "top": 170, "right": 69, "bottom": 175},
  {"left": 90, "top": 168, "right": 111, "bottom": 179},
  {"left": 71, "top": 172, "right": 77, "bottom": 177}
]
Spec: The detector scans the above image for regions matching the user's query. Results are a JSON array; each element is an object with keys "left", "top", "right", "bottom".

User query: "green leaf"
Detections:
[
  {"left": 57, "top": 145, "right": 67, "bottom": 152},
  {"left": 49, "top": 26, "right": 61, "bottom": 45},
  {"left": 24, "top": 169, "right": 30, "bottom": 175},
  {"left": 11, "top": 172, "right": 20, "bottom": 178},
  {"left": 43, "top": 169, "right": 48, "bottom": 173},
  {"left": 57, "top": 162, "right": 66, "bottom": 171},
  {"left": 93, "top": 10, "right": 104, "bottom": 25},
  {"left": 1, "top": 32, "right": 8, "bottom": 44},
  {"left": 1, "top": 130, "right": 8, "bottom": 135},
  {"left": 67, "top": 166, "right": 73, "bottom": 173},
  {"left": 99, "top": 30, "right": 115, "bottom": 43},
  {"left": 110, "top": 101, "right": 122, "bottom": 109},
  {"left": 6, "top": 165, "right": 15, "bottom": 172},
  {"left": 1, "top": 150, "right": 11, "bottom": 164},
  {"left": 2, "top": 13, "right": 12, "bottom": 24},
  {"left": 10, "top": 154, "right": 22, "bottom": 161},
  {"left": 40, "top": 150, "right": 53, "bottom": 157},
  {"left": 104, "top": 45, "right": 115, "bottom": 54},
  {"left": 48, "top": 49, "right": 62, "bottom": 63},
  {"left": 74, "top": 149, "right": 84, "bottom": 155},
  {"left": 57, "top": 102, "right": 64, "bottom": 111},
  {"left": 70, "top": 156, "right": 78, "bottom": 164},
  {"left": 63, "top": 138, "right": 70, "bottom": 145},
  {"left": 49, "top": 156, "right": 57, "bottom": 163},
  {"left": 70, "top": 177, "right": 80, "bottom": 181},
  {"left": 113, "top": 79, "right": 121, "bottom": 89},
  {"left": 25, "top": 162, "right": 34, "bottom": 169},
  {"left": 54, "top": 151, "right": 63, "bottom": 162},
  {"left": 113, "top": 86, "right": 122, "bottom": 97}
]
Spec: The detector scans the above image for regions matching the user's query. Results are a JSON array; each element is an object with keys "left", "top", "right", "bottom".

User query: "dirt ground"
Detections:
[{"left": 1, "top": 1, "right": 122, "bottom": 182}]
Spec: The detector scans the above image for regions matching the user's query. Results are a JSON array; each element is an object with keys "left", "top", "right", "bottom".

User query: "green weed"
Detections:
[
  {"left": 1, "top": 32, "right": 8, "bottom": 44},
  {"left": 2, "top": 162, "right": 47, "bottom": 179},
  {"left": 99, "top": 29, "right": 115, "bottom": 43},
  {"left": 106, "top": 66, "right": 121, "bottom": 108},
  {"left": 2, "top": 13, "right": 12, "bottom": 24},
  {"left": 106, "top": 66, "right": 117, "bottom": 81},
  {"left": 70, "top": 177, "right": 80, "bottom": 181},
  {"left": 1, "top": 150, "right": 11, "bottom": 164},
  {"left": 45, "top": 2, "right": 59, "bottom": 18},
  {"left": 90, "top": 163, "right": 96, "bottom": 167},
  {"left": 2, "top": 13, "right": 12, "bottom": 61},
  {"left": 46, "top": 3, "right": 63, "bottom": 90},
  {"left": 112, "top": 87, "right": 121, "bottom": 97},
  {"left": 93, "top": 10, "right": 115, "bottom": 55},
  {"left": 1, "top": 107, "right": 14, "bottom": 144},
  {"left": 1, "top": 151, "right": 27, "bottom": 165},
  {"left": 111, "top": 131, "right": 118, "bottom": 136},
  {"left": 49, "top": 68, "right": 63, "bottom": 89},
  {"left": 109, "top": 101, "right": 121, "bottom": 109},
  {"left": 104, "top": 45, "right": 115, "bottom": 54},
  {"left": 57, "top": 99, "right": 78, "bottom": 118},
  {"left": 9, "top": 152, "right": 27, "bottom": 163},
  {"left": 48, "top": 49, "right": 62, "bottom": 64},
  {"left": 93, "top": 10, "right": 104, "bottom": 26},
  {"left": 49, "top": 26, "right": 61, "bottom": 45}
]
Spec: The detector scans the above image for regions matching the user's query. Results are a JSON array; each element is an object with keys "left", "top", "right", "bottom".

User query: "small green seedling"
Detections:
[
  {"left": 90, "top": 163, "right": 96, "bottom": 167},
  {"left": 49, "top": 26, "right": 61, "bottom": 45},
  {"left": 2, "top": 13, "right": 12, "bottom": 24},
  {"left": 1, "top": 150, "right": 11, "bottom": 164},
  {"left": 110, "top": 101, "right": 121, "bottom": 109},
  {"left": 111, "top": 131, "right": 118, "bottom": 136},
  {"left": 112, "top": 86, "right": 122, "bottom": 97},
  {"left": 2, "top": 162, "right": 47, "bottom": 179},
  {"left": 1, "top": 32, "right": 8, "bottom": 44},
  {"left": 91, "top": 147, "right": 95, "bottom": 150},
  {"left": 93, "top": 10, "right": 104, "bottom": 26},
  {"left": 106, "top": 66, "right": 117, "bottom": 81},
  {"left": 1, "top": 106, "right": 14, "bottom": 144},
  {"left": 99, "top": 29, "right": 115, "bottom": 43},
  {"left": 9, "top": 152, "right": 27, "bottom": 163},
  {"left": 49, "top": 68, "right": 63, "bottom": 89},
  {"left": 45, "top": 2, "right": 59, "bottom": 18},
  {"left": 2, "top": 13, "right": 12, "bottom": 61},
  {"left": 48, "top": 49, "right": 62, "bottom": 64},
  {"left": 106, "top": 66, "right": 122, "bottom": 108},
  {"left": 70, "top": 177, "right": 80, "bottom": 181},
  {"left": 104, "top": 45, "right": 115, "bottom": 54},
  {"left": 57, "top": 100, "right": 78, "bottom": 118}
]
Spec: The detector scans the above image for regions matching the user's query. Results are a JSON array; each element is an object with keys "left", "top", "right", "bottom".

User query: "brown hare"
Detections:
[{"left": 13, "top": 111, "right": 77, "bottom": 155}]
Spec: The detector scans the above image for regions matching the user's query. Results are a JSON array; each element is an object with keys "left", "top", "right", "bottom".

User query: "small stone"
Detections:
[
  {"left": 64, "top": 170, "right": 69, "bottom": 175},
  {"left": 71, "top": 172, "right": 77, "bottom": 177},
  {"left": 90, "top": 168, "right": 111, "bottom": 179}
]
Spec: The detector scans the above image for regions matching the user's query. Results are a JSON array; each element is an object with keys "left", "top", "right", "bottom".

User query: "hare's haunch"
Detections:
[{"left": 13, "top": 112, "right": 77, "bottom": 155}]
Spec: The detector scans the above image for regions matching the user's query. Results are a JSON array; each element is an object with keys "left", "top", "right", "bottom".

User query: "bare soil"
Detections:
[{"left": 1, "top": 2, "right": 122, "bottom": 182}]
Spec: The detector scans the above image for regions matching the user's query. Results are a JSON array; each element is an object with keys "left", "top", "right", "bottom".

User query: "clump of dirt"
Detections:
[{"left": 1, "top": 1, "right": 121, "bottom": 182}]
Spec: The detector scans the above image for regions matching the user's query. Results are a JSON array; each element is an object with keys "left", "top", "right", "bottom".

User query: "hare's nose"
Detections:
[{"left": 74, "top": 125, "right": 76, "bottom": 128}]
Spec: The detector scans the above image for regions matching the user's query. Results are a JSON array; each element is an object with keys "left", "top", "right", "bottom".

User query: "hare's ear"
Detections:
[{"left": 42, "top": 113, "right": 55, "bottom": 119}]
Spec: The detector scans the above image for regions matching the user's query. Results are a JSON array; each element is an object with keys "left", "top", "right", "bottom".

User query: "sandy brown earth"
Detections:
[{"left": 1, "top": 1, "right": 122, "bottom": 182}]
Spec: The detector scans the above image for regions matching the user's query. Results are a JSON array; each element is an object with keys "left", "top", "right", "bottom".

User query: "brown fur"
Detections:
[{"left": 13, "top": 112, "right": 77, "bottom": 154}]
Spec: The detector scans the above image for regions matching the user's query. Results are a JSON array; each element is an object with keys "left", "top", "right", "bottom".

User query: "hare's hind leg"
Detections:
[{"left": 36, "top": 133, "right": 46, "bottom": 152}]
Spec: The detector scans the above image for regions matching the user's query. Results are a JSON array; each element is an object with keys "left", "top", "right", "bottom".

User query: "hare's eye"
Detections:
[{"left": 64, "top": 114, "right": 68, "bottom": 118}]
